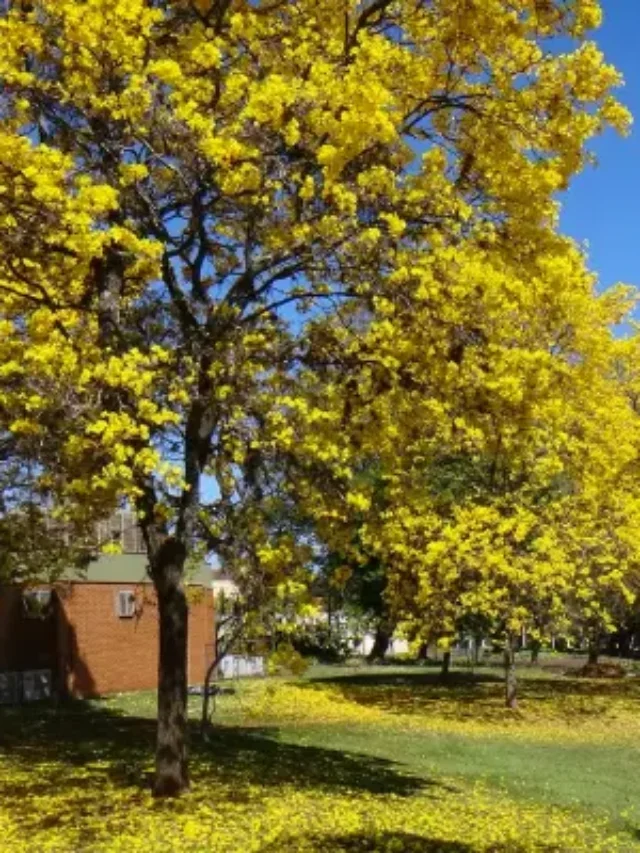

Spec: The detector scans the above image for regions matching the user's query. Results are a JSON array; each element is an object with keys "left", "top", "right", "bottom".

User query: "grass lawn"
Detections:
[{"left": 1, "top": 658, "right": 640, "bottom": 851}]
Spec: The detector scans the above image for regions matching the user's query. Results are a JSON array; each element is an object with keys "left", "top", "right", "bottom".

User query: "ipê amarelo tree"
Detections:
[{"left": 0, "top": 0, "right": 627, "bottom": 794}]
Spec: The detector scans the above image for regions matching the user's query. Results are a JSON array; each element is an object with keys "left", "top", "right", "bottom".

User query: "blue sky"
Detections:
[{"left": 560, "top": 2, "right": 640, "bottom": 294}]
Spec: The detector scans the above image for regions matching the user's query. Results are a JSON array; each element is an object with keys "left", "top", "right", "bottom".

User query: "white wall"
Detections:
[{"left": 352, "top": 632, "right": 409, "bottom": 657}]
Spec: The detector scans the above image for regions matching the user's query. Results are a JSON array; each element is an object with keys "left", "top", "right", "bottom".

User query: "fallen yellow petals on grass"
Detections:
[
  {"left": 2, "top": 671, "right": 640, "bottom": 851},
  {"left": 0, "top": 766, "right": 630, "bottom": 852},
  {"left": 225, "top": 675, "right": 640, "bottom": 745}
]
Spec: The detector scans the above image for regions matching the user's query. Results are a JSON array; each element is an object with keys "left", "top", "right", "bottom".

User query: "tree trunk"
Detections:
[
  {"left": 530, "top": 639, "right": 541, "bottom": 665},
  {"left": 619, "top": 630, "right": 631, "bottom": 660},
  {"left": 201, "top": 624, "right": 242, "bottom": 735},
  {"left": 473, "top": 635, "right": 482, "bottom": 666},
  {"left": 201, "top": 651, "right": 219, "bottom": 736},
  {"left": 440, "top": 650, "right": 451, "bottom": 682},
  {"left": 588, "top": 636, "right": 599, "bottom": 666},
  {"left": 417, "top": 641, "right": 429, "bottom": 661},
  {"left": 368, "top": 625, "right": 391, "bottom": 662},
  {"left": 153, "top": 541, "right": 189, "bottom": 797},
  {"left": 504, "top": 635, "right": 517, "bottom": 709}
]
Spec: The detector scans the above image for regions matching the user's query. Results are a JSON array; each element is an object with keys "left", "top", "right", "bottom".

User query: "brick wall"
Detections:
[
  {"left": 188, "top": 586, "right": 216, "bottom": 689},
  {"left": 57, "top": 583, "right": 214, "bottom": 698}
]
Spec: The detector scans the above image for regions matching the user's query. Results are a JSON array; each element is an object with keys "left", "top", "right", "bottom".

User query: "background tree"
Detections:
[
  {"left": 322, "top": 548, "right": 394, "bottom": 662},
  {"left": 0, "top": 423, "right": 97, "bottom": 585},
  {"left": 291, "top": 237, "right": 640, "bottom": 708}
]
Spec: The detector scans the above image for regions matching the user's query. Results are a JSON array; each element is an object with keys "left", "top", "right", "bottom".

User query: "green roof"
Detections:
[{"left": 62, "top": 555, "right": 212, "bottom": 586}]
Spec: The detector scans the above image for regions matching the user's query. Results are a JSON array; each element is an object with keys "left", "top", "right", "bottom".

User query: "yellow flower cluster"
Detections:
[{"left": 0, "top": 0, "right": 629, "bottom": 545}]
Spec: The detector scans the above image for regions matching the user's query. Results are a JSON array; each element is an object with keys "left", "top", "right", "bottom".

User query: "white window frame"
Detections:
[
  {"left": 22, "top": 589, "right": 52, "bottom": 619},
  {"left": 116, "top": 590, "right": 136, "bottom": 619}
]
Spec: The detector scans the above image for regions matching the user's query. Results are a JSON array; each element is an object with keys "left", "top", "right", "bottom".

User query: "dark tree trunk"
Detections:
[
  {"left": 201, "top": 650, "right": 222, "bottom": 736},
  {"left": 368, "top": 625, "right": 391, "bottom": 662},
  {"left": 619, "top": 630, "right": 631, "bottom": 660},
  {"left": 530, "top": 639, "right": 541, "bottom": 665},
  {"left": 440, "top": 649, "right": 451, "bottom": 682},
  {"left": 588, "top": 637, "right": 599, "bottom": 666},
  {"left": 504, "top": 635, "right": 517, "bottom": 709},
  {"left": 152, "top": 540, "right": 189, "bottom": 797},
  {"left": 474, "top": 636, "right": 482, "bottom": 666},
  {"left": 417, "top": 641, "right": 429, "bottom": 661}
]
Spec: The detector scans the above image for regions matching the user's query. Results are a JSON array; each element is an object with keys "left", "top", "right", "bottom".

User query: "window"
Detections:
[
  {"left": 22, "top": 669, "right": 52, "bottom": 702},
  {"left": 121, "top": 511, "right": 145, "bottom": 554},
  {"left": 95, "top": 511, "right": 146, "bottom": 554},
  {"left": 22, "top": 589, "right": 52, "bottom": 619},
  {"left": 0, "top": 672, "right": 20, "bottom": 705},
  {"left": 116, "top": 590, "right": 136, "bottom": 618}
]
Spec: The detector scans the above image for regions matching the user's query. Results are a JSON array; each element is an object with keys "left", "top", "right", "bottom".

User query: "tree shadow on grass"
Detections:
[
  {"left": 260, "top": 832, "right": 472, "bottom": 852},
  {"left": 307, "top": 667, "right": 640, "bottom": 723},
  {"left": 624, "top": 824, "right": 640, "bottom": 843},
  {"left": 306, "top": 670, "right": 507, "bottom": 721},
  {"left": 0, "top": 700, "right": 435, "bottom": 819},
  {"left": 190, "top": 724, "right": 435, "bottom": 797},
  {"left": 259, "top": 830, "right": 562, "bottom": 852},
  {"left": 309, "top": 669, "right": 503, "bottom": 693}
]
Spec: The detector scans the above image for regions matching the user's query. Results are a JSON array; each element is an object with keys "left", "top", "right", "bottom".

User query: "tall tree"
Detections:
[{"left": 0, "top": 0, "right": 626, "bottom": 794}]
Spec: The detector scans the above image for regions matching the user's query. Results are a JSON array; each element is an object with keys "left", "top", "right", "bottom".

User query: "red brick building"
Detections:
[{"left": 0, "top": 554, "right": 214, "bottom": 700}]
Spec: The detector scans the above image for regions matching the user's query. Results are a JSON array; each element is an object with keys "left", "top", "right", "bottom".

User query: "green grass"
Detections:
[
  {"left": 278, "top": 720, "right": 640, "bottom": 824},
  {"left": 102, "top": 658, "right": 640, "bottom": 837},
  {"left": 291, "top": 662, "right": 640, "bottom": 827},
  {"left": 1, "top": 658, "right": 640, "bottom": 850}
]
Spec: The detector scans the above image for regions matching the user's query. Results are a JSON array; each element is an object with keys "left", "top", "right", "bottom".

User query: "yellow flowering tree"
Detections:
[
  {"left": 557, "top": 334, "right": 640, "bottom": 663},
  {"left": 290, "top": 237, "right": 640, "bottom": 707},
  {"left": 0, "top": 0, "right": 628, "bottom": 793}
]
